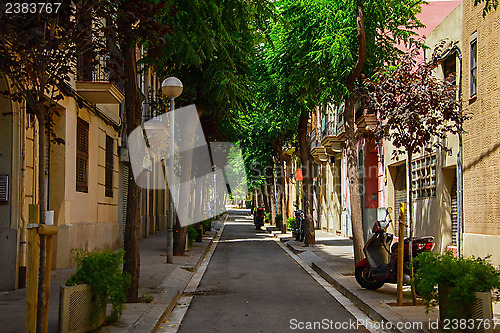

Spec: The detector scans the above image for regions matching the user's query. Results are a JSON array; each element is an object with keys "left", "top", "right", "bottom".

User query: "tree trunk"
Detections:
[
  {"left": 173, "top": 217, "right": 187, "bottom": 256},
  {"left": 298, "top": 108, "right": 315, "bottom": 246},
  {"left": 265, "top": 166, "right": 276, "bottom": 226},
  {"left": 122, "top": 39, "right": 142, "bottom": 302},
  {"left": 283, "top": 154, "right": 293, "bottom": 221},
  {"left": 173, "top": 106, "right": 198, "bottom": 256},
  {"left": 407, "top": 151, "right": 417, "bottom": 305},
  {"left": 272, "top": 141, "right": 287, "bottom": 232},
  {"left": 261, "top": 183, "right": 270, "bottom": 217},
  {"left": 345, "top": 1, "right": 367, "bottom": 264},
  {"left": 344, "top": 95, "right": 365, "bottom": 263},
  {"left": 280, "top": 157, "right": 287, "bottom": 233},
  {"left": 36, "top": 106, "right": 48, "bottom": 332}
]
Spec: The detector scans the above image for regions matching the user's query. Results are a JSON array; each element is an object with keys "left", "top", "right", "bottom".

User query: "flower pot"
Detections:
[
  {"left": 438, "top": 285, "right": 493, "bottom": 333},
  {"left": 59, "top": 284, "right": 106, "bottom": 333}
]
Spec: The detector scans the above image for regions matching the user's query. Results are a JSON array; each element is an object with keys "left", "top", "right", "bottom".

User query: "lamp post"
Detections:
[{"left": 162, "top": 77, "right": 183, "bottom": 264}]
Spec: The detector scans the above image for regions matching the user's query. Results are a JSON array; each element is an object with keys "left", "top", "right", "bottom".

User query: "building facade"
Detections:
[{"left": 461, "top": 0, "right": 500, "bottom": 264}]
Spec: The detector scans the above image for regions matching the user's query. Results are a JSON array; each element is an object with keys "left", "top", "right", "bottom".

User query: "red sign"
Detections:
[{"left": 296, "top": 169, "right": 303, "bottom": 181}]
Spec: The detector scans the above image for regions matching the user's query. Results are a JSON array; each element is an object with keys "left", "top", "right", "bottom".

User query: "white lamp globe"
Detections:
[{"left": 161, "top": 77, "right": 183, "bottom": 98}]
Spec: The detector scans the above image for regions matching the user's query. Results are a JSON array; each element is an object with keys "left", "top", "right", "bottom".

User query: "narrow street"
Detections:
[{"left": 175, "top": 210, "right": 365, "bottom": 333}]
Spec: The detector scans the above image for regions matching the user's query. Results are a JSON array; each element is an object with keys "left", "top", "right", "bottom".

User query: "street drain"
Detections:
[{"left": 183, "top": 290, "right": 228, "bottom": 296}]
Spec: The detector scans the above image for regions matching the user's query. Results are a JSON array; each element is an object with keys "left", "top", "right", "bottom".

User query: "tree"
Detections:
[
  {"left": 267, "top": 0, "right": 423, "bottom": 253},
  {"left": 474, "top": 0, "right": 499, "bottom": 16},
  {"left": 98, "top": 0, "right": 174, "bottom": 302},
  {"left": 0, "top": 2, "right": 108, "bottom": 329},
  {"left": 149, "top": 0, "right": 273, "bottom": 254},
  {"left": 361, "top": 43, "right": 466, "bottom": 303}
]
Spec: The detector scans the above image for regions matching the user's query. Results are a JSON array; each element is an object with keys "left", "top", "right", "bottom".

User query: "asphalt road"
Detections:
[{"left": 177, "top": 210, "right": 364, "bottom": 333}]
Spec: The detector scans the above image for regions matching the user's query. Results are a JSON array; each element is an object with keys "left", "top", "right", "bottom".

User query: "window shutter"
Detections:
[
  {"left": 105, "top": 135, "right": 114, "bottom": 197},
  {"left": 76, "top": 118, "right": 89, "bottom": 192}
]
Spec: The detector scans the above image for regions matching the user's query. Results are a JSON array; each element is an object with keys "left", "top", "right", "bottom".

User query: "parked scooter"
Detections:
[
  {"left": 355, "top": 207, "right": 435, "bottom": 290},
  {"left": 292, "top": 205, "right": 305, "bottom": 242},
  {"left": 254, "top": 207, "right": 265, "bottom": 230}
]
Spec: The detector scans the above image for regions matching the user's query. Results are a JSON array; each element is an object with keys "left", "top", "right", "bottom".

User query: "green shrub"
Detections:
[
  {"left": 413, "top": 251, "right": 500, "bottom": 315},
  {"left": 266, "top": 212, "right": 271, "bottom": 224},
  {"left": 201, "top": 219, "right": 211, "bottom": 231},
  {"left": 286, "top": 217, "right": 296, "bottom": 230},
  {"left": 66, "top": 249, "right": 130, "bottom": 323},
  {"left": 187, "top": 225, "right": 198, "bottom": 248}
]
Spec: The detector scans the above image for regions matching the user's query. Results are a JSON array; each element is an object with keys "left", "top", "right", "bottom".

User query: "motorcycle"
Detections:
[
  {"left": 254, "top": 207, "right": 265, "bottom": 230},
  {"left": 354, "top": 207, "right": 435, "bottom": 290},
  {"left": 292, "top": 205, "right": 305, "bottom": 242}
]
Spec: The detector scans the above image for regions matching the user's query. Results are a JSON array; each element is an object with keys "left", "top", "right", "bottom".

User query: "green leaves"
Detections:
[
  {"left": 66, "top": 249, "right": 131, "bottom": 323},
  {"left": 413, "top": 251, "right": 500, "bottom": 315},
  {"left": 474, "top": 0, "right": 499, "bottom": 17},
  {"left": 361, "top": 43, "right": 465, "bottom": 158}
]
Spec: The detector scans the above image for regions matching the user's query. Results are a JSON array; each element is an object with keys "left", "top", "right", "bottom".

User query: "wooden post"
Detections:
[
  {"left": 38, "top": 224, "right": 57, "bottom": 333},
  {"left": 25, "top": 204, "right": 40, "bottom": 333},
  {"left": 396, "top": 203, "right": 405, "bottom": 306}
]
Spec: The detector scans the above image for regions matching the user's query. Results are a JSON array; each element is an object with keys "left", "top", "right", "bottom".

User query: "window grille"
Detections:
[{"left": 411, "top": 154, "right": 437, "bottom": 199}]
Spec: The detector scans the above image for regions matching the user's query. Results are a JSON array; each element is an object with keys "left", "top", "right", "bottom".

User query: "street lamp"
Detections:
[{"left": 162, "top": 77, "right": 183, "bottom": 264}]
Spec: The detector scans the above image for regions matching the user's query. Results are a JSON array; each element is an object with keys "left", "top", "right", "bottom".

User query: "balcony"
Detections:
[
  {"left": 321, "top": 121, "right": 344, "bottom": 156},
  {"left": 355, "top": 113, "right": 378, "bottom": 134},
  {"left": 309, "top": 128, "right": 328, "bottom": 163},
  {"left": 76, "top": 54, "right": 125, "bottom": 105}
]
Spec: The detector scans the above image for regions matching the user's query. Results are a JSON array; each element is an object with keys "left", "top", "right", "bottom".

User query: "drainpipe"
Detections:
[{"left": 453, "top": 45, "right": 464, "bottom": 258}]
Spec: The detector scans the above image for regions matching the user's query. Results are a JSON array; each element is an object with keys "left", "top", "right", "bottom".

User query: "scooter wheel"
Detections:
[
  {"left": 299, "top": 228, "right": 305, "bottom": 242},
  {"left": 355, "top": 266, "right": 384, "bottom": 290}
]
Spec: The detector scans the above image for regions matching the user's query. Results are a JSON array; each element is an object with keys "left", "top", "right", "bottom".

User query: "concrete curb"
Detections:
[
  {"left": 128, "top": 214, "right": 228, "bottom": 333},
  {"left": 283, "top": 240, "right": 430, "bottom": 333}
]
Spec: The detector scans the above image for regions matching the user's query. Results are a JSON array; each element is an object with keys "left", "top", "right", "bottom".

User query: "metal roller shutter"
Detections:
[{"left": 122, "top": 165, "right": 129, "bottom": 238}]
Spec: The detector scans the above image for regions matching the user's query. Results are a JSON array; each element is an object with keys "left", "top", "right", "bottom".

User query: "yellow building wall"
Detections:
[
  {"left": 462, "top": 0, "right": 500, "bottom": 264},
  {"left": 49, "top": 97, "right": 120, "bottom": 269}
]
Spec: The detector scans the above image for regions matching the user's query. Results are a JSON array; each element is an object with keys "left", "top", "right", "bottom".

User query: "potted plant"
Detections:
[
  {"left": 413, "top": 251, "right": 500, "bottom": 332},
  {"left": 59, "top": 249, "right": 131, "bottom": 333}
]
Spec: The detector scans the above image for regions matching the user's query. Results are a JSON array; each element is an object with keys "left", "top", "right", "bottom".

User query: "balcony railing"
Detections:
[
  {"left": 322, "top": 121, "right": 336, "bottom": 139},
  {"left": 77, "top": 54, "right": 111, "bottom": 82},
  {"left": 309, "top": 128, "right": 318, "bottom": 149},
  {"left": 142, "top": 88, "right": 168, "bottom": 122},
  {"left": 75, "top": 53, "right": 124, "bottom": 105}
]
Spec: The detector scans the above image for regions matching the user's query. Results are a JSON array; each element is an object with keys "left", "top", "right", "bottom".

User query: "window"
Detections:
[
  {"left": 443, "top": 55, "right": 456, "bottom": 86},
  {"left": 76, "top": 118, "right": 89, "bottom": 192},
  {"left": 411, "top": 154, "right": 437, "bottom": 199},
  {"left": 470, "top": 34, "right": 477, "bottom": 98},
  {"left": 105, "top": 135, "right": 114, "bottom": 197}
]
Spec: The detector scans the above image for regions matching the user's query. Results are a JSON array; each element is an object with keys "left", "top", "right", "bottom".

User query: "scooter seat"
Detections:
[{"left": 412, "top": 236, "right": 434, "bottom": 243}]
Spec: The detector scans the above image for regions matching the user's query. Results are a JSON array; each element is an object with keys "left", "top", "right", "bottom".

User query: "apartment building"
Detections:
[{"left": 461, "top": 0, "right": 500, "bottom": 264}]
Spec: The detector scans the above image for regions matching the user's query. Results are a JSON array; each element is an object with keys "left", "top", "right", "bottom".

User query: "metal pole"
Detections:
[{"left": 167, "top": 98, "right": 175, "bottom": 263}]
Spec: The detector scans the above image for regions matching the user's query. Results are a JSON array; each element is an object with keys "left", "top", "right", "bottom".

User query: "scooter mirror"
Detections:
[{"left": 386, "top": 207, "right": 393, "bottom": 214}]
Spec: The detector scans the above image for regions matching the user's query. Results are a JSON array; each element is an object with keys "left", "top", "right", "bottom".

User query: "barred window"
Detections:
[
  {"left": 76, "top": 118, "right": 89, "bottom": 193},
  {"left": 470, "top": 36, "right": 477, "bottom": 97},
  {"left": 105, "top": 135, "right": 114, "bottom": 197},
  {"left": 412, "top": 155, "right": 437, "bottom": 199}
]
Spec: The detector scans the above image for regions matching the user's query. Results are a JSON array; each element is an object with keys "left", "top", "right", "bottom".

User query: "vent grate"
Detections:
[{"left": 59, "top": 284, "right": 105, "bottom": 333}]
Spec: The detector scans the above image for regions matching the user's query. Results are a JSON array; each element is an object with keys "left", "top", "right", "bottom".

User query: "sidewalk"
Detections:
[
  {"left": 0, "top": 215, "right": 225, "bottom": 333},
  {"left": 268, "top": 228, "right": 500, "bottom": 333}
]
